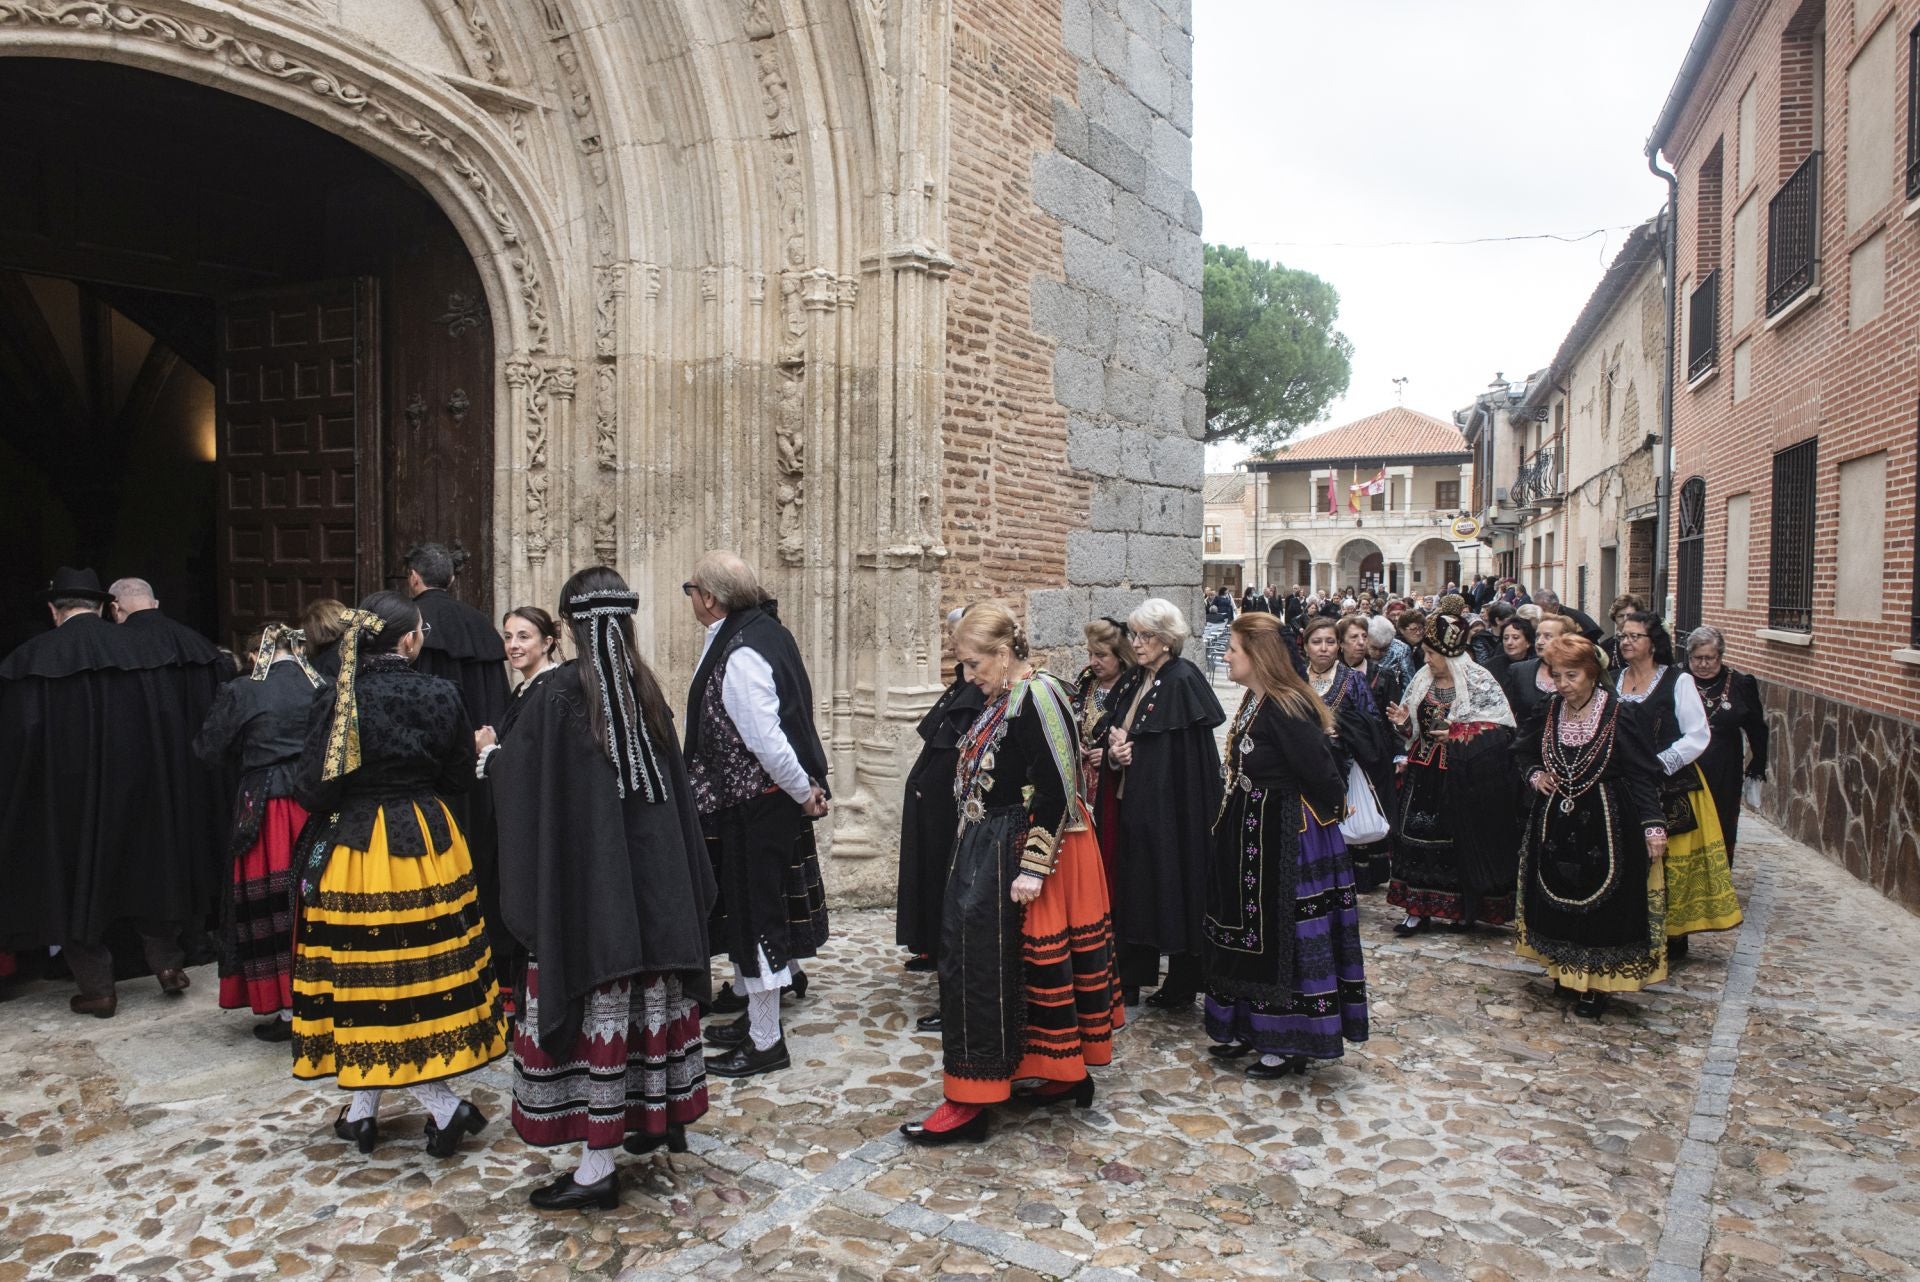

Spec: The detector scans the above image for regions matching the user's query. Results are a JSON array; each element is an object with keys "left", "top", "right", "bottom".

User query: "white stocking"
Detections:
[
  {"left": 408, "top": 1081, "right": 461, "bottom": 1129},
  {"left": 345, "top": 1090, "right": 382, "bottom": 1123},
  {"left": 575, "top": 1144, "right": 617, "bottom": 1185},
  {"left": 746, "top": 989, "right": 782, "bottom": 1051}
]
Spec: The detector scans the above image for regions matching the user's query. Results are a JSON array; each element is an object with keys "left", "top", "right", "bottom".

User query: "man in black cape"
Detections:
[
  {"left": 0, "top": 569, "right": 224, "bottom": 1015},
  {"left": 404, "top": 542, "right": 515, "bottom": 990},
  {"left": 682, "top": 551, "right": 830, "bottom": 1080}
]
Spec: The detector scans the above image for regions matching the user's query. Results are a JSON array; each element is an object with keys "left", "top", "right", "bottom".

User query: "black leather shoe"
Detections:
[
  {"left": 706, "top": 1038, "right": 790, "bottom": 1079},
  {"left": 423, "top": 1100, "right": 487, "bottom": 1157},
  {"left": 900, "top": 1108, "right": 988, "bottom": 1145},
  {"left": 1246, "top": 1055, "right": 1309, "bottom": 1080},
  {"left": 704, "top": 1013, "right": 752, "bottom": 1049},
  {"left": 69, "top": 993, "right": 117, "bottom": 1019},
  {"left": 622, "top": 1123, "right": 689, "bottom": 1156},
  {"left": 156, "top": 968, "right": 191, "bottom": 995},
  {"left": 1143, "top": 985, "right": 1195, "bottom": 1009},
  {"left": 1668, "top": 934, "right": 1690, "bottom": 960},
  {"left": 1011, "top": 1077, "right": 1095, "bottom": 1109},
  {"left": 903, "top": 954, "right": 936, "bottom": 973},
  {"left": 253, "top": 1019, "right": 293, "bottom": 1043},
  {"left": 529, "top": 1170, "right": 620, "bottom": 1211},
  {"left": 333, "top": 1107, "right": 378, "bottom": 1154},
  {"left": 1574, "top": 993, "right": 1611, "bottom": 1020},
  {"left": 1207, "top": 1041, "right": 1255, "bottom": 1060},
  {"left": 915, "top": 1011, "right": 943, "bottom": 1032},
  {"left": 708, "top": 982, "right": 747, "bottom": 1015},
  {"left": 1392, "top": 916, "right": 1428, "bottom": 937},
  {"left": 1120, "top": 986, "right": 1140, "bottom": 1007},
  {"left": 785, "top": 971, "right": 810, "bottom": 1002}
]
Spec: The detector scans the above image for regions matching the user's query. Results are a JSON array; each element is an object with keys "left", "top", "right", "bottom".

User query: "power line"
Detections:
[{"left": 1234, "top": 226, "right": 1633, "bottom": 251}]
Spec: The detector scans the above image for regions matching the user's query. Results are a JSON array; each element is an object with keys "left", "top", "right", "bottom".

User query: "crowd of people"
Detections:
[{"left": 0, "top": 554, "right": 1770, "bottom": 1206}]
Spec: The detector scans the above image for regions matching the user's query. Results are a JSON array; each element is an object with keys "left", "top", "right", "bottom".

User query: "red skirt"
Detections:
[
  {"left": 945, "top": 803, "right": 1125, "bottom": 1105},
  {"left": 220, "top": 797, "right": 305, "bottom": 1015},
  {"left": 511, "top": 960, "right": 709, "bottom": 1150}
]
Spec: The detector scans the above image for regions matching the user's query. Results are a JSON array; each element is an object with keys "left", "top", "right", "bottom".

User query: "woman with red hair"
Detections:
[{"left": 1514, "top": 635, "right": 1669, "bottom": 1019}]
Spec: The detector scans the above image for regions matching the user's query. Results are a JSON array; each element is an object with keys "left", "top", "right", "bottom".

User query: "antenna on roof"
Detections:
[{"left": 1391, "top": 376, "right": 1409, "bottom": 406}]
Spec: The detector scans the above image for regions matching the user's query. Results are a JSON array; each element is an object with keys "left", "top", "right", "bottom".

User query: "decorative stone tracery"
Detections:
[{"left": 0, "top": 0, "right": 967, "bottom": 899}]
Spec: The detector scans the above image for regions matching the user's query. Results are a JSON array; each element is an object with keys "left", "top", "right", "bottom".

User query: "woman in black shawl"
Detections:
[
  {"left": 895, "top": 609, "right": 985, "bottom": 983},
  {"left": 1098, "top": 598, "right": 1225, "bottom": 1008},
  {"left": 1682, "top": 625, "right": 1768, "bottom": 864},
  {"left": 1319, "top": 617, "right": 1397, "bottom": 891},
  {"left": 491, "top": 567, "right": 717, "bottom": 1211}
]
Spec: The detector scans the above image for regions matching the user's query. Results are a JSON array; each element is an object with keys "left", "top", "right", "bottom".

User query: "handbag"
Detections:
[
  {"left": 1659, "top": 774, "right": 1699, "bottom": 837},
  {"left": 1339, "top": 761, "right": 1392, "bottom": 845}
]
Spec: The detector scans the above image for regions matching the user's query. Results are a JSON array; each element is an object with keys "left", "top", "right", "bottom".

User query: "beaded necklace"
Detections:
[
  {"left": 953, "top": 692, "right": 1011, "bottom": 829},
  {"left": 1543, "top": 689, "right": 1616, "bottom": 816},
  {"left": 1215, "top": 692, "right": 1264, "bottom": 824}
]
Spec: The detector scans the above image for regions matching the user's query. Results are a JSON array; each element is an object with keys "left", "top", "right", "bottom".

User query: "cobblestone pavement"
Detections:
[{"left": 2, "top": 815, "right": 1917, "bottom": 1282}]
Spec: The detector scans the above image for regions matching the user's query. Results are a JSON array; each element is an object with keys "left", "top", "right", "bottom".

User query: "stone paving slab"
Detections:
[{"left": 0, "top": 816, "right": 1915, "bottom": 1281}]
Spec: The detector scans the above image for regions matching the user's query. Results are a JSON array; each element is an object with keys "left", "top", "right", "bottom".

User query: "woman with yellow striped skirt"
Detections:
[
  {"left": 291, "top": 593, "right": 507, "bottom": 1156},
  {"left": 903, "top": 605, "right": 1123, "bottom": 1146},
  {"left": 1611, "top": 613, "right": 1741, "bottom": 959}
]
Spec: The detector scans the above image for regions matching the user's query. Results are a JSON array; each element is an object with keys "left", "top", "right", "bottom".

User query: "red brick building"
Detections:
[{"left": 1651, "top": 0, "right": 1920, "bottom": 908}]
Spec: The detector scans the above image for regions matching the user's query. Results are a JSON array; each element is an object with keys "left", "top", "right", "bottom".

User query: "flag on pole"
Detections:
[
  {"left": 1348, "top": 465, "right": 1388, "bottom": 510},
  {"left": 1325, "top": 470, "right": 1338, "bottom": 516}
]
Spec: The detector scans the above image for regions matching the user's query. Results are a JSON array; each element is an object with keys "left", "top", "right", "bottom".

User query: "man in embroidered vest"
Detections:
[{"left": 682, "top": 551, "right": 830, "bottom": 1078}]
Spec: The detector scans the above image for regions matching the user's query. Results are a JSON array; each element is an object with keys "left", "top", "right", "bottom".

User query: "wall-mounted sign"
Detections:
[{"left": 1450, "top": 516, "right": 1480, "bottom": 540}]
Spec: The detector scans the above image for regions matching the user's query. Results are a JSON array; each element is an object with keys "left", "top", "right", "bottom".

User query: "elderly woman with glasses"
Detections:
[
  {"left": 1683, "top": 625, "right": 1769, "bottom": 865},
  {"left": 1095, "top": 598, "right": 1225, "bottom": 1007},
  {"left": 1613, "top": 613, "right": 1740, "bottom": 960}
]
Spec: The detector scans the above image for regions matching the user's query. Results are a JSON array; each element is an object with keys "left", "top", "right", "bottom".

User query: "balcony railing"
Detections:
[
  {"left": 1687, "top": 270, "right": 1719, "bottom": 381},
  {"left": 1510, "top": 443, "right": 1564, "bottom": 508},
  {"left": 1261, "top": 507, "right": 1465, "bottom": 528},
  {"left": 1766, "top": 151, "right": 1821, "bottom": 316}
]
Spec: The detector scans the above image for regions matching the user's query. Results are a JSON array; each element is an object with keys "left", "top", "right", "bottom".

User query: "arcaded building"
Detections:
[{"left": 0, "top": 0, "right": 1205, "bottom": 899}]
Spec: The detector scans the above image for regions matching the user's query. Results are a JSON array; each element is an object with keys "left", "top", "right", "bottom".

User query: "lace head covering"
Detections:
[
  {"left": 321, "top": 608, "right": 386, "bottom": 780},
  {"left": 564, "top": 587, "right": 668, "bottom": 801},
  {"left": 250, "top": 623, "right": 324, "bottom": 688}
]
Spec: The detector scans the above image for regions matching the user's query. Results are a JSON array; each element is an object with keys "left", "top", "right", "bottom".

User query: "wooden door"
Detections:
[{"left": 215, "top": 278, "right": 379, "bottom": 651}]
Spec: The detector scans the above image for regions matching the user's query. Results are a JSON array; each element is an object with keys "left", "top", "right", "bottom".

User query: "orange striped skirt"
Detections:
[{"left": 941, "top": 802, "right": 1123, "bottom": 1105}]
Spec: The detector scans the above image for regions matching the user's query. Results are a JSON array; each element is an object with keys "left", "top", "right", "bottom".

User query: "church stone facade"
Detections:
[{"left": 0, "top": 0, "right": 1203, "bottom": 901}]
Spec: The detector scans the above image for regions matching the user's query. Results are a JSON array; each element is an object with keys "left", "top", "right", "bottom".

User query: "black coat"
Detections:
[
  {"left": 1096, "top": 657, "right": 1225, "bottom": 955},
  {"left": 491, "top": 663, "right": 715, "bottom": 1051},
  {"left": 1693, "top": 666, "right": 1768, "bottom": 854},
  {"left": 0, "top": 611, "right": 227, "bottom": 948},
  {"left": 895, "top": 671, "right": 986, "bottom": 955},
  {"left": 193, "top": 660, "right": 330, "bottom": 857},
  {"left": 293, "top": 654, "right": 474, "bottom": 861}
]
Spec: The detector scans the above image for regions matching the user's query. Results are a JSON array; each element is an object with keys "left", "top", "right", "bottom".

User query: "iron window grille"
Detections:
[
  {"left": 1908, "top": 24, "right": 1920, "bottom": 200},
  {"left": 1687, "top": 271, "right": 1719, "bottom": 381},
  {"left": 1676, "top": 477, "right": 1707, "bottom": 635},
  {"left": 1768, "top": 440, "right": 1817, "bottom": 632},
  {"left": 1766, "top": 152, "right": 1821, "bottom": 316},
  {"left": 1912, "top": 399, "right": 1920, "bottom": 648}
]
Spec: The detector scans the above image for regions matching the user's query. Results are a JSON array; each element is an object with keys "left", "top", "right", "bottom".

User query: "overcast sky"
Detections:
[{"left": 1193, "top": 1, "right": 1707, "bottom": 469}]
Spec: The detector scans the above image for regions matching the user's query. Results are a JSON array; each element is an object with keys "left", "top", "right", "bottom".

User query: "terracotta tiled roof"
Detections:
[
  {"left": 1203, "top": 472, "right": 1248, "bottom": 504},
  {"left": 1249, "top": 407, "right": 1468, "bottom": 467}
]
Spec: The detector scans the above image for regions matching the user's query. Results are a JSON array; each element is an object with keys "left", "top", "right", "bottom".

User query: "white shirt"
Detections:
[
  {"left": 1617, "top": 665, "right": 1710, "bottom": 776},
  {"left": 699, "top": 617, "right": 813, "bottom": 804}
]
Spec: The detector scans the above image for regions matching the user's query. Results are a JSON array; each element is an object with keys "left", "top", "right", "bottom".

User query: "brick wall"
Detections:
[
  {"left": 942, "top": 0, "right": 1205, "bottom": 662},
  {"left": 1663, "top": 0, "right": 1920, "bottom": 910},
  {"left": 1696, "top": 144, "right": 1724, "bottom": 274}
]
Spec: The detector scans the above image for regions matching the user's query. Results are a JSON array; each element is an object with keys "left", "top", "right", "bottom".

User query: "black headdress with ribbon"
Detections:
[
  {"left": 251, "top": 623, "right": 325, "bottom": 688},
  {"left": 321, "top": 608, "right": 386, "bottom": 780},
  {"left": 565, "top": 588, "right": 668, "bottom": 802}
]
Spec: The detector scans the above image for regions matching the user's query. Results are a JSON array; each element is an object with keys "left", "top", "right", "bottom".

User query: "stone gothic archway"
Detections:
[{"left": 0, "top": 0, "right": 964, "bottom": 894}]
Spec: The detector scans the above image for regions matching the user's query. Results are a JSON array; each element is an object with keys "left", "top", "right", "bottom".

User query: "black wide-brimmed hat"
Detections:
[
  {"left": 1424, "top": 611, "right": 1472, "bottom": 658},
  {"left": 45, "top": 566, "right": 111, "bottom": 604}
]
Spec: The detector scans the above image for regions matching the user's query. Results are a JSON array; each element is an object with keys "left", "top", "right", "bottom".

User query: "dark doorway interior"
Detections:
[{"left": 0, "top": 57, "right": 494, "bottom": 655}]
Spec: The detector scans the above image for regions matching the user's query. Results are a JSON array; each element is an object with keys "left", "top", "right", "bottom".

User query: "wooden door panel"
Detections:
[{"left": 215, "top": 277, "right": 375, "bottom": 652}]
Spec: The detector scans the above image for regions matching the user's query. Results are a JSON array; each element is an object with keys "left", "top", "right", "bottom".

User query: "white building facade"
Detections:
[{"left": 1210, "top": 408, "right": 1484, "bottom": 597}]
